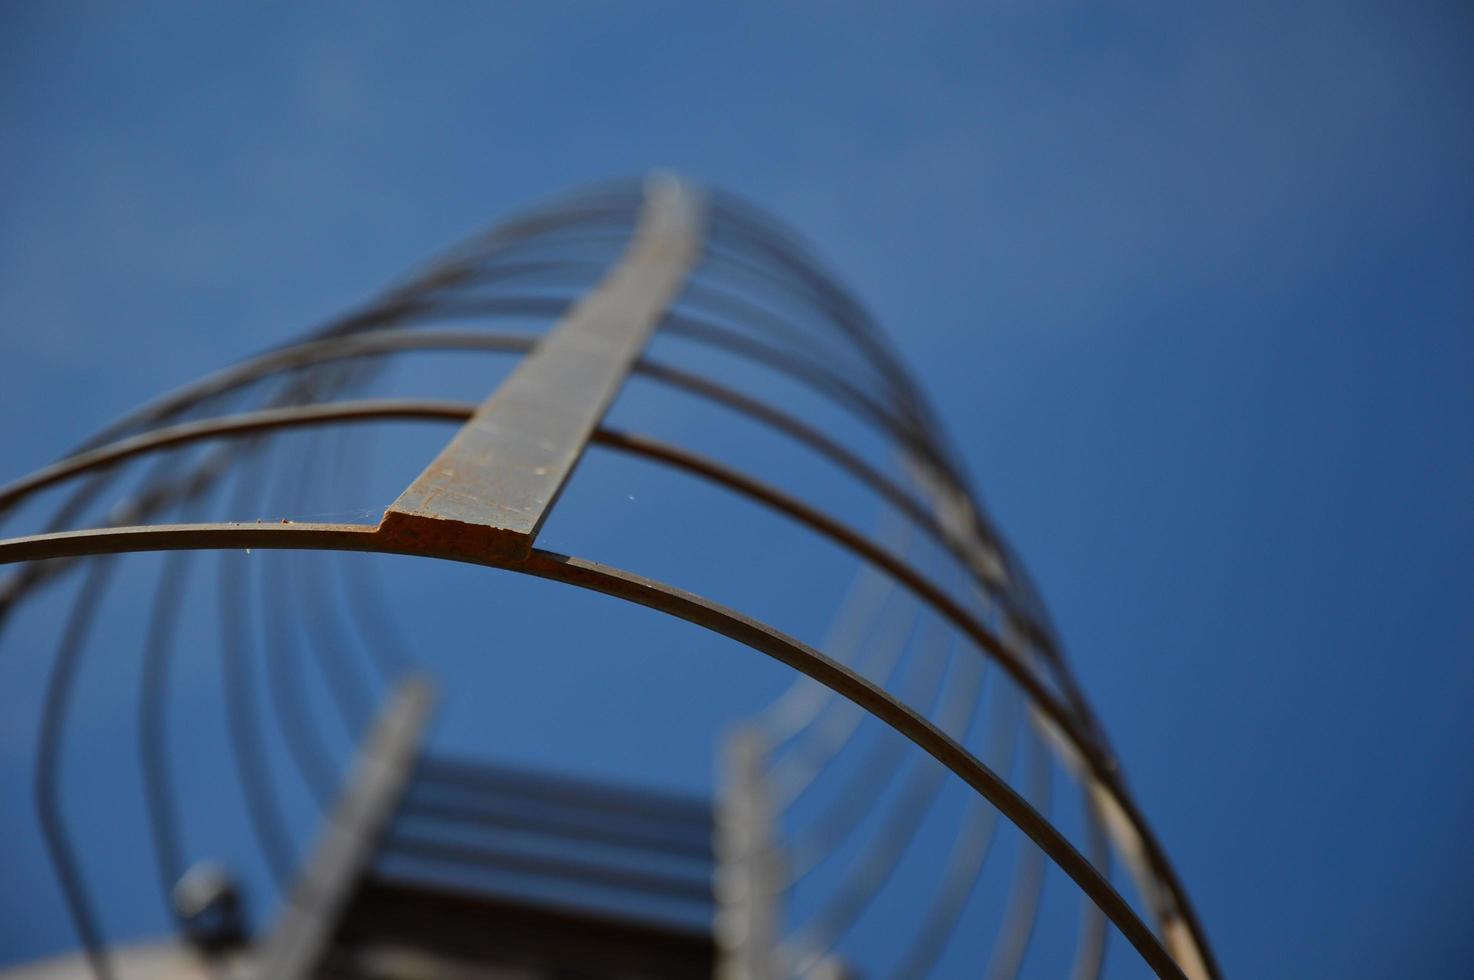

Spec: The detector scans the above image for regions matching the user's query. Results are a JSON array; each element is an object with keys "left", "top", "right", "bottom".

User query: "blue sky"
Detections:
[{"left": 1, "top": 3, "right": 1471, "bottom": 977}]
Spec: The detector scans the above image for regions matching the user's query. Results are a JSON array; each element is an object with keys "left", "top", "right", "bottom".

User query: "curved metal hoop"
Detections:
[
  {"left": 0, "top": 526, "right": 1187, "bottom": 980},
  {"left": 0, "top": 328, "right": 1084, "bottom": 725},
  {"left": 0, "top": 401, "right": 1129, "bottom": 799}
]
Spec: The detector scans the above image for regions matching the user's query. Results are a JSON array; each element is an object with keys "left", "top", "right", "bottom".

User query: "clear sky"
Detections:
[{"left": 1, "top": 3, "right": 1471, "bottom": 978}]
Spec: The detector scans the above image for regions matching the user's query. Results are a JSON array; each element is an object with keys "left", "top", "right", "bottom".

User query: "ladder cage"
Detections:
[{"left": 0, "top": 176, "right": 1214, "bottom": 980}]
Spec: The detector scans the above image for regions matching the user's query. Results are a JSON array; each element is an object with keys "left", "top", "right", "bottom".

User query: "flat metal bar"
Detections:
[
  {"left": 397, "top": 796, "right": 715, "bottom": 861},
  {"left": 716, "top": 729, "right": 781, "bottom": 980},
  {"left": 251, "top": 674, "right": 436, "bottom": 980},
  {"left": 416, "top": 755, "right": 714, "bottom": 823},
  {"left": 378, "top": 174, "right": 703, "bottom": 561},
  {"left": 34, "top": 559, "right": 120, "bottom": 980},
  {"left": 381, "top": 834, "right": 714, "bottom": 904},
  {"left": 0, "top": 400, "right": 476, "bottom": 511}
]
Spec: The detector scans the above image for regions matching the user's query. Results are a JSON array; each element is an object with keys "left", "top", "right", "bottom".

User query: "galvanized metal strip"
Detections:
[
  {"left": 251, "top": 675, "right": 437, "bottom": 980},
  {"left": 716, "top": 729, "right": 781, "bottom": 980},
  {"left": 378, "top": 174, "right": 704, "bottom": 561}
]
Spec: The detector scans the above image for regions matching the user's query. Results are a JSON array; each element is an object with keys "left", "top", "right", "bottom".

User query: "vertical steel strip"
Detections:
[
  {"left": 252, "top": 675, "right": 437, "bottom": 980},
  {"left": 378, "top": 175, "right": 704, "bottom": 560},
  {"left": 717, "top": 728, "right": 782, "bottom": 980}
]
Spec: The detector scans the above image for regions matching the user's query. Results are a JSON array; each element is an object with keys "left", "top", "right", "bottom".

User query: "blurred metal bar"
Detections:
[
  {"left": 418, "top": 756, "right": 713, "bottom": 825},
  {"left": 0, "top": 400, "right": 479, "bottom": 510},
  {"left": 326, "top": 428, "right": 418, "bottom": 682},
  {"left": 889, "top": 680, "right": 1024, "bottom": 980},
  {"left": 781, "top": 644, "right": 982, "bottom": 974},
  {"left": 767, "top": 587, "right": 919, "bottom": 810},
  {"left": 137, "top": 494, "right": 208, "bottom": 915},
  {"left": 380, "top": 835, "right": 713, "bottom": 905},
  {"left": 755, "top": 554, "right": 902, "bottom": 744},
  {"left": 379, "top": 175, "right": 703, "bottom": 561},
  {"left": 251, "top": 675, "right": 436, "bottom": 980},
  {"left": 784, "top": 622, "right": 964, "bottom": 886},
  {"left": 717, "top": 728, "right": 781, "bottom": 980},
  {"left": 258, "top": 441, "right": 339, "bottom": 811},
  {"left": 217, "top": 449, "right": 299, "bottom": 887},
  {"left": 397, "top": 795, "right": 715, "bottom": 861},
  {"left": 983, "top": 729, "right": 1053, "bottom": 980},
  {"left": 284, "top": 430, "right": 373, "bottom": 737},
  {"left": 33, "top": 559, "right": 120, "bottom": 980},
  {"left": 1071, "top": 784, "right": 1112, "bottom": 980}
]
